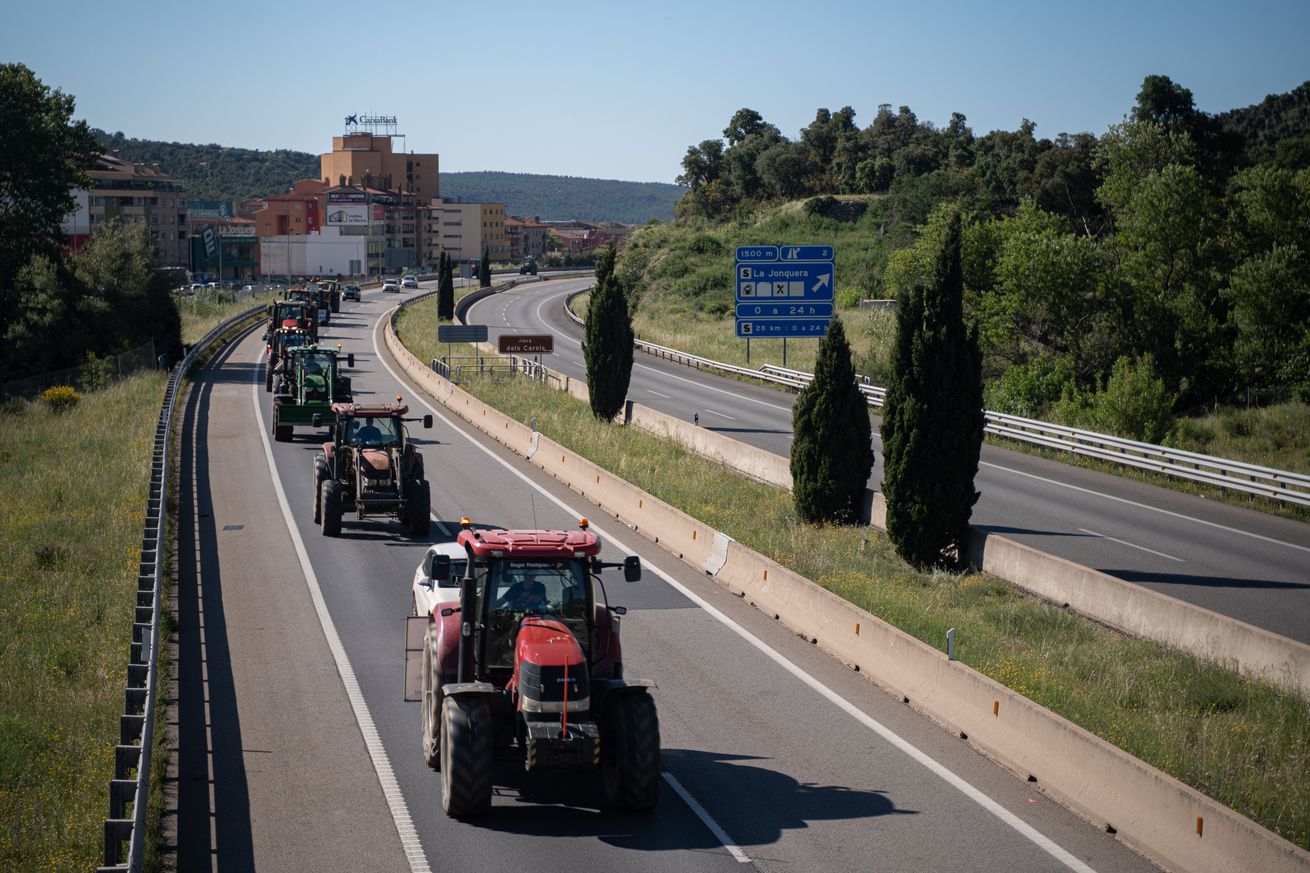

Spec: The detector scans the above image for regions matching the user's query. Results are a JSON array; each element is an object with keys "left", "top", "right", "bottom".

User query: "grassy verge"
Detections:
[
  {"left": 398, "top": 301, "right": 1310, "bottom": 845},
  {"left": 0, "top": 373, "right": 168, "bottom": 871},
  {"left": 175, "top": 291, "right": 272, "bottom": 345}
]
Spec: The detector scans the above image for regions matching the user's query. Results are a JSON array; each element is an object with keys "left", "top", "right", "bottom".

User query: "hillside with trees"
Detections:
[
  {"left": 635, "top": 75, "right": 1310, "bottom": 441},
  {"left": 89, "top": 130, "right": 682, "bottom": 221}
]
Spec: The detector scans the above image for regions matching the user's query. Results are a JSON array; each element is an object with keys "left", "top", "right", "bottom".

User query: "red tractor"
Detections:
[{"left": 405, "top": 519, "right": 659, "bottom": 817}]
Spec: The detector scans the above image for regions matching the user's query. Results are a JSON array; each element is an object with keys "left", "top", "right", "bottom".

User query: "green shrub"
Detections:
[
  {"left": 987, "top": 357, "right": 1076, "bottom": 419},
  {"left": 1053, "top": 355, "right": 1176, "bottom": 443},
  {"left": 1, "top": 397, "right": 26, "bottom": 417},
  {"left": 40, "top": 385, "right": 81, "bottom": 413}
]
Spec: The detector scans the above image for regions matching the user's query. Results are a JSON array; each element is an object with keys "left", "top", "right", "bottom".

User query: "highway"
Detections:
[
  {"left": 174, "top": 280, "right": 1158, "bottom": 871},
  {"left": 466, "top": 279, "right": 1310, "bottom": 646}
]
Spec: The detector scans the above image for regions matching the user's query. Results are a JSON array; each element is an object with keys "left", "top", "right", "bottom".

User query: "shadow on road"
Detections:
[
  {"left": 468, "top": 747, "right": 913, "bottom": 853},
  {"left": 1105, "top": 569, "right": 1310, "bottom": 590},
  {"left": 173, "top": 340, "right": 256, "bottom": 871}
]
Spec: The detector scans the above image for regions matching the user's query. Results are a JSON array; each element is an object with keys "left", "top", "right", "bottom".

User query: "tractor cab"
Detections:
[
  {"left": 264, "top": 325, "right": 312, "bottom": 392},
  {"left": 270, "top": 345, "right": 354, "bottom": 441}
]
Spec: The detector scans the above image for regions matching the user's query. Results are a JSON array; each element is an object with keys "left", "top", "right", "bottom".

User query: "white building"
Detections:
[{"left": 259, "top": 227, "right": 368, "bottom": 277}]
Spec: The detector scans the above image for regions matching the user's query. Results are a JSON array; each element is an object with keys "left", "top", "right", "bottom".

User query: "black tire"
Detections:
[
  {"left": 407, "top": 479, "right": 431, "bottom": 537},
  {"left": 312, "top": 458, "right": 328, "bottom": 523},
  {"left": 602, "top": 692, "right": 661, "bottom": 811},
  {"left": 274, "top": 422, "right": 293, "bottom": 442},
  {"left": 421, "top": 628, "right": 440, "bottom": 769},
  {"left": 265, "top": 365, "right": 273, "bottom": 393},
  {"left": 320, "top": 481, "right": 342, "bottom": 537},
  {"left": 440, "top": 695, "right": 492, "bottom": 816}
]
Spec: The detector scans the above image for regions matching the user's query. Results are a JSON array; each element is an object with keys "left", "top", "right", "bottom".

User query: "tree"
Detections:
[
  {"left": 581, "top": 245, "right": 633, "bottom": 421},
  {"left": 881, "top": 207, "right": 984, "bottom": 569},
  {"left": 480, "top": 248, "right": 491, "bottom": 288},
  {"left": 0, "top": 64, "right": 99, "bottom": 313},
  {"left": 789, "top": 316, "right": 874, "bottom": 523},
  {"left": 437, "top": 251, "right": 454, "bottom": 319}
]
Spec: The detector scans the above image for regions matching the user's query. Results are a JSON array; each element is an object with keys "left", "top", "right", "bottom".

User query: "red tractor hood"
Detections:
[{"left": 515, "top": 618, "right": 584, "bottom": 668}]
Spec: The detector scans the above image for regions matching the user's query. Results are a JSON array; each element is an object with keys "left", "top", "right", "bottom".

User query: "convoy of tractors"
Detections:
[{"left": 258, "top": 278, "right": 661, "bottom": 818}]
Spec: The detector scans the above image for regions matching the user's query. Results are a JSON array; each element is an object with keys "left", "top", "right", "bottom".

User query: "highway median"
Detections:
[{"left": 389, "top": 297, "right": 1310, "bottom": 870}]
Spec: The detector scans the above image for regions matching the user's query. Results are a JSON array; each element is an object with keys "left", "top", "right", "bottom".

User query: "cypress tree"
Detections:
[
  {"left": 582, "top": 244, "right": 633, "bottom": 421},
  {"left": 437, "top": 251, "right": 454, "bottom": 319},
  {"left": 480, "top": 247, "right": 491, "bottom": 288},
  {"left": 880, "top": 207, "right": 984, "bottom": 568},
  {"left": 790, "top": 315, "right": 874, "bottom": 523}
]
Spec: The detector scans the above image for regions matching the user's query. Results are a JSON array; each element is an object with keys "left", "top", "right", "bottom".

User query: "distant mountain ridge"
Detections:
[{"left": 89, "top": 130, "right": 682, "bottom": 223}]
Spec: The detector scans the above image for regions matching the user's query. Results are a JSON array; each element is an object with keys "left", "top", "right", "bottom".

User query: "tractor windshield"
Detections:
[
  {"left": 300, "top": 353, "right": 334, "bottom": 399},
  {"left": 346, "top": 415, "right": 400, "bottom": 447},
  {"left": 484, "top": 559, "right": 590, "bottom": 668}
]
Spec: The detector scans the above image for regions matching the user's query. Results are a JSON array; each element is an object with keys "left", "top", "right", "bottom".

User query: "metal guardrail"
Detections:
[
  {"left": 98, "top": 303, "right": 267, "bottom": 872},
  {"left": 562, "top": 291, "right": 1310, "bottom": 507}
]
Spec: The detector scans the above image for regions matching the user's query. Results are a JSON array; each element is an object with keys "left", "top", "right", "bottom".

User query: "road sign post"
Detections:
[{"left": 734, "top": 245, "right": 835, "bottom": 342}]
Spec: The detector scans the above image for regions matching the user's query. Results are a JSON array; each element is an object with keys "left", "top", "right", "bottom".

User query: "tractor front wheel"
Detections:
[
  {"left": 265, "top": 365, "right": 273, "bottom": 393},
  {"left": 440, "top": 695, "right": 492, "bottom": 817},
  {"left": 407, "top": 479, "right": 431, "bottom": 537},
  {"left": 421, "top": 629, "right": 440, "bottom": 770},
  {"left": 320, "top": 481, "right": 342, "bottom": 537},
  {"left": 602, "top": 693, "right": 661, "bottom": 811}
]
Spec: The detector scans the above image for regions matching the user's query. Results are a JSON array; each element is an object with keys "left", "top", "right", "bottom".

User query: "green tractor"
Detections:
[
  {"left": 265, "top": 325, "right": 312, "bottom": 392},
  {"left": 271, "top": 345, "right": 354, "bottom": 442}
]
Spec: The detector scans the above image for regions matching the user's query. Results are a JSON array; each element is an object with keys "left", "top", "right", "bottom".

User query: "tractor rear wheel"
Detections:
[
  {"left": 440, "top": 695, "right": 492, "bottom": 817},
  {"left": 320, "top": 481, "right": 342, "bottom": 537},
  {"left": 407, "top": 479, "right": 431, "bottom": 537},
  {"left": 421, "top": 629, "right": 440, "bottom": 769},
  {"left": 274, "top": 421, "right": 293, "bottom": 442},
  {"left": 312, "top": 459, "right": 328, "bottom": 523},
  {"left": 265, "top": 365, "right": 273, "bottom": 393},
  {"left": 602, "top": 692, "right": 661, "bottom": 811}
]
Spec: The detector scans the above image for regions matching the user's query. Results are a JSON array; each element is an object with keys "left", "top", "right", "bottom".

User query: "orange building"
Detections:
[
  {"left": 320, "top": 132, "right": 439, "bottom": 202},
  {"left": 254, "top": 178, "right": 326, "bottom": 237}
]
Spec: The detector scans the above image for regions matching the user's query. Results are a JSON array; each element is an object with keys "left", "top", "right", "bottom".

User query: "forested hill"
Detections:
[
  {"left": 1217, "top": 80, "right": 1310, "bottom": 160},
  {"left": 88, "top": 130, "right": 682, "bottom": 222},
  {"left": 440, "top": 172, "right": 682, "bottom": 223}
]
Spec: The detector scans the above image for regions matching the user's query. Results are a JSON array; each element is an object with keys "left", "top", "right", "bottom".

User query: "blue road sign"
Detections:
[
  {"left": 735, "top": 302, "right": 834, "bottom": 319},
  {"left": 736, "top": 318, "right": 830, "bottom": 338},
  {"left": 735, "top": 243, "right": 834, "bottom": 338}
]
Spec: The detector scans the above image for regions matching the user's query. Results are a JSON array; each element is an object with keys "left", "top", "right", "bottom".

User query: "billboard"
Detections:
[{"left": 326, "top": 204, "right": 369, "bottom": 226}]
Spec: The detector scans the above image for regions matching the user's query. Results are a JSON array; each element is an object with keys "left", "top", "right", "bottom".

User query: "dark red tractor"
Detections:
[{"left": 405, "top": 519, "right": 659, "bottom": 817}]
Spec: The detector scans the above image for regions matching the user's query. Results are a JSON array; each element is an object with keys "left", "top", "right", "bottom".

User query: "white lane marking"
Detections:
[
  {"left": 982, "top": 461, "right": 1310, "bottom": 555},
  {"left": 372, "top": 310, "right": 1098, "bottom": 873},
  {"left": 662, "top": 772, "right": 751, "bottom": 864},
  {"left": 648, "top": 390, "right": 671, "bottom": 399},
  {"left": 1078, "top": 528, "right": 1183, "bottom": 562},
  {"left": 704, "top": 409, "right": 736, "bottom": 421},
  {"left": 251, "top": 350, "right": 432, "bottom": 873},
  {"left": 532, "top": 289, "right": 794, "bottom": 414}
]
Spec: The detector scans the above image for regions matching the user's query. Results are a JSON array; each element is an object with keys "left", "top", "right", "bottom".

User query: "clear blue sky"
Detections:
[{"left": 5, "top": 0, "right": 1307, "bottom": 183}]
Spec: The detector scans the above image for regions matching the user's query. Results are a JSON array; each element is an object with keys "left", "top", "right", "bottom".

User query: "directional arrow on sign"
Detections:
[{"left": 812, "top": 273, "right": 830, "bottom": 292}]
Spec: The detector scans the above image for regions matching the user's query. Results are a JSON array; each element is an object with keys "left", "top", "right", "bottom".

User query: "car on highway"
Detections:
[
  {"left": 401, "top": 274, "right": 418, "bottom": 289},
  {"left": 343, "top": 284, "right": 361, "bottom": 301},
  {"left": 411, "top": 541, "right": 468, "bottom": 617},
  {"left": 382, "top": 279, "right": 400, "bottom": 293}
]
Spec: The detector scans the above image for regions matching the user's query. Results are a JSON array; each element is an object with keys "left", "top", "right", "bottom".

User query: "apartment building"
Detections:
[
  {"left": 254, "top": 179, "right": 326, "bottom": 237},
  {"left": 61, "top": 153, "right": 188, "bottom": 266},
  {"left": 320, "top": 132, "right": 439, "bottom": 202},
  {"left": 429, "top": 201, "right": 508, "bottom": 263},
  {"left": 505, "top": 215, "right": 549, "bottom": 261}
]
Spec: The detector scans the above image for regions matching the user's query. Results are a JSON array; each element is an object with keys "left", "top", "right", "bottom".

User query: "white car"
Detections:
[
  {"left": 401, "top": 275, "right": 419, "bottom": 289},
  {"left": 412, "top": 542, "right": 468, "bottom": 618},
  {"left": 382, "top": 279, "right": 400, "bottom": 293}
]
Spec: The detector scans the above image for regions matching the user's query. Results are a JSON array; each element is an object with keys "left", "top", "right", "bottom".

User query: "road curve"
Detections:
[{"left": 466, "top": 281, "right": 1310, "bottom": 646}]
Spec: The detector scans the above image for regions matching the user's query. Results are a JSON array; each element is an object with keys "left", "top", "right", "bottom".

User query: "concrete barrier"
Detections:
[
  {"left": 625, "top": 401, "right": 793, "bottom": 488},
  {"left": 382, "top": 314, "right": 1310, "bottom": 873}
]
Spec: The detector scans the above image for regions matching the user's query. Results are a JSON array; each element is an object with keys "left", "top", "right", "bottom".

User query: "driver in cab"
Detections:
[{"left": 497, "top": 576, "right": 548, "bottom": 611}]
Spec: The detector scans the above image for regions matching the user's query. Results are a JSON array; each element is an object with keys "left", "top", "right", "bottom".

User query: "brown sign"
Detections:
[{"left": 497, "top": 334, "right": 554, "bottom": 355}]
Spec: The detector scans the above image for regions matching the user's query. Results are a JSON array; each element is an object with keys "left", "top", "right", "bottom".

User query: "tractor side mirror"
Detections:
[
  {"left": 423, "top": 414, "right": 433, "bottom": 429},
  {"left": 611, "top": 605, "right": 628, "bottom": 616},
  {"left": 312, "top": 414, "right": 323, "bottom": 427},
  {"left": 623, "top": 555, "right": 642, "bottom": 582},
  {"left": 431, "top": 554, "right": 451, "bottom": 582},
  {"left": 440, "top": 606, "right": 460, "bottom": 617},
  {"left": 347, "top": 353, "right": 355, "bottom": 368}
]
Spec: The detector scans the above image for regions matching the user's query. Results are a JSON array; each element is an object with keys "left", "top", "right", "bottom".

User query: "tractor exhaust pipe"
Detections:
[{"left": 457, "top": 568, "right": 477, "bottom": 683}]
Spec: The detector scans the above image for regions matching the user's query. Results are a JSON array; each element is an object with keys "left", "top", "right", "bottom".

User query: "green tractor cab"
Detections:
[{"left": 271, "top": 346, "right": 354, "bottom": 441}]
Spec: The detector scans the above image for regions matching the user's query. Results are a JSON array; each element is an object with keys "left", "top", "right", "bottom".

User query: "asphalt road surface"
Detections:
[
  {"left": 176, "top": 279, "right": 1161, "bottom": 871},
  {"left": 467, "top": 279, "right": 1310, "bottom": 646}
]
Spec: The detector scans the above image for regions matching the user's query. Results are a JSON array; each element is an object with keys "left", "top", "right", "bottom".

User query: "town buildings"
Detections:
[{"left": 61, "top": 153, "right": 189, "bottom": 266}]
